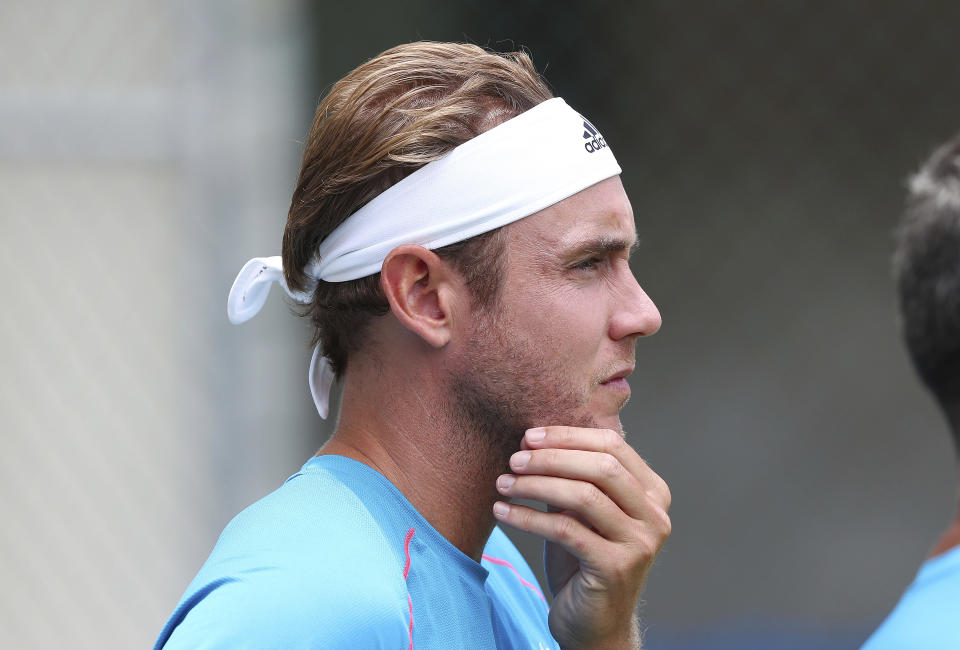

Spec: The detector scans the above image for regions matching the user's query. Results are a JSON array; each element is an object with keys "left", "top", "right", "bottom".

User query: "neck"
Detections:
[
  {"left": 318, "top": 357, "right": 508, "bottom": 562},
  {"left": 929, "top": 414, "right": 960, "bottom": 558},
  {"left": 929, "top": 474, "right": 960, "bottom": 558}
]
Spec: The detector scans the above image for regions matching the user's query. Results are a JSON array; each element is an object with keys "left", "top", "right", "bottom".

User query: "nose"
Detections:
[{"left": 609, "top": 269, "right": 661, "bottom": 341}]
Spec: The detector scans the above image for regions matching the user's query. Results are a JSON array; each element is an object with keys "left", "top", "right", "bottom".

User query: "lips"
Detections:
[{"left": 600, "top": 365, "right": 634, "bottom": 384}]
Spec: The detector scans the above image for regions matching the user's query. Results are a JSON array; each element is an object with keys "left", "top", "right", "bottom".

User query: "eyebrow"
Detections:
[{"left": 566, "top": 235, "right": 640, "bottom": 259}]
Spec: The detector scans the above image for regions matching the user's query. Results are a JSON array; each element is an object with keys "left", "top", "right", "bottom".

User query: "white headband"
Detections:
[{"left": 227, "top": 97, "right": 621, "bottom": 418}]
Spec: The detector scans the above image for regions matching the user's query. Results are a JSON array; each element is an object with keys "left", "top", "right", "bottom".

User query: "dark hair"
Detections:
[
  {"left": 281, "top": 42, "right": 553, "bottom": 378},
  {"left": 895, "top": 132, "right": 960, "bottom": 441}
]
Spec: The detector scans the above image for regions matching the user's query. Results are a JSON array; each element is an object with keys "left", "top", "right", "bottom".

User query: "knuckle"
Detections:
[
  {"left": 597, "top": 453, "right": 622, "bottom": 480},
  {"left": 633, "top": 534, "right": 661, "bottom": 561},
  {"left": 658, "top": 508, "right": 672, "bottom": 537},
  {"left": 646, "top": 508, "right": 672, "bottom": 539},
  {"left": 601, "top": 428, "right": 623, "bottom": 450},
  {"left": 579, "top": 483, "right": 604, "bottom": 509},
  {"left": 660, "top": 481, "right": 672, "bottom": 510},
  {"left": 554, "top": 514, "right": 578, "bottom": 543},
  {"left": 646, "top": 483, "right": 671, "bottom": 511},
  {"left": 538, "top": 448, "right": 559, "bottom": 467},
  {"left": 513, "top": 506, "right": 533, "bottom": 527}
]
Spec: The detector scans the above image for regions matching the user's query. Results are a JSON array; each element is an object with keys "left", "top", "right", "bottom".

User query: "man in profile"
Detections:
[
  {"left": 156, "top": 42, "right": 670, "bottom": 649},
  {"left": 862, "top": 134, "right": 960, "bottom": 648}
]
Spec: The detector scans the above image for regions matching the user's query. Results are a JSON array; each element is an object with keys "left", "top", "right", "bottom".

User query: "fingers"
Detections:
[
  {"left": 520, "top": 426, "right": 671, "bottom": 512},
  {"left": 504, "top": 448, "right": 646, "bottom": 520},
  {"left": 492, "top": 497, "right": 669, "bottom": 572},
  {"left": 492, "top": 501, "right": 601, "bottom": 562},
  {"left": 500, "top": 426, "right": 672, "bottom": 647},
  {"left": 495, "top": 474, "right": 635, "bottom": 542},
  {"left": 497, "top": 425, "right": 672, "bottom": 566},
  {"left": 506, "top": 451, "right": 669, "bottom": 521}
]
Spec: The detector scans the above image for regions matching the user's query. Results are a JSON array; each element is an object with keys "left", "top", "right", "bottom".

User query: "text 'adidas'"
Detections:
[{"left": 582, "top": 118, "right": 607, "bottom": 153}]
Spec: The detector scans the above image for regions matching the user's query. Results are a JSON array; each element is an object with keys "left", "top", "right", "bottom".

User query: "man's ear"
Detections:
[{"left": 380, "top": 244, "right": 463, "bottom": 348}]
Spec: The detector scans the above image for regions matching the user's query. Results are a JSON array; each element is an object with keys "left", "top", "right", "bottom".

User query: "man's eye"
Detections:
[{"left": 572, "top": 257, "right": 603, "bottom": 270}]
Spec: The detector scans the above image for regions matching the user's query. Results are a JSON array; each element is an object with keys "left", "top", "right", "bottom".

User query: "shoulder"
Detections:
[
  {"left": 204, "top": 463, "right": 408, "bottom": 579},
  {"left": 862, "top": 552, "right": 960, "bottom": 650},
  {"left": 156, "top": 463, "right": 412, "bottom": 649},
  {"left": 159, "top": 569, "right": 410, "bottom": 649}
]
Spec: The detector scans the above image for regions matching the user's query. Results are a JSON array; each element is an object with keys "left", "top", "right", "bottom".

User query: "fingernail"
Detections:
[
  {"left": 493, "top": 502, "right": 510, "bottom": 517},
  {"left": 525, "top": 428, "right": 545, "bottom": 443},
  {"left": 497, "top": 475, "right": 515, "bottom": 491},
  {"left": 511, "top": 451, "right": 530, "bottom": 469}
]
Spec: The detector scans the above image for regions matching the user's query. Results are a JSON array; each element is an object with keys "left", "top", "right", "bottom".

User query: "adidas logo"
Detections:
[{"left": 582, "top": 117, "right": 607, "bottom": 153}]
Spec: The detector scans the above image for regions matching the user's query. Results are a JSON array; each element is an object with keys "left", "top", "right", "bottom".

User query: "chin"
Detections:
[
  {"left": 592, "top": 413, "right": 624, "bottom": 435},
  {"left": 585, "top": 398, "right": 628, "bottom": 432}
]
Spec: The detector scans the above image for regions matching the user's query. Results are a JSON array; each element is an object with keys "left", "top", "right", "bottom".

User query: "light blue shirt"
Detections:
[
  {"left": 156, "top": 455, "right": 559, "bottom": 649},
  {"left": 861, "top": 545, "right": 960, "bottom": 649}
]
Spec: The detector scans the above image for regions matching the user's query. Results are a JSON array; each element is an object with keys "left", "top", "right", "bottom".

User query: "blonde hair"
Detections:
[{"left": 281, "top": 42, "right": 553, "bottom": 377}]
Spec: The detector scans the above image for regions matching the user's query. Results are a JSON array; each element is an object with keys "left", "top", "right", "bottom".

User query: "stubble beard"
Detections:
[{"left": 446, "top": 307, "right": 598, "bottom": 476}]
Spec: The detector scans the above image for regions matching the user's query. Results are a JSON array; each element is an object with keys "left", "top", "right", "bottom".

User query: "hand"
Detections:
[{"left": 492, "top": 426, "right": 671, "bottom": 650}]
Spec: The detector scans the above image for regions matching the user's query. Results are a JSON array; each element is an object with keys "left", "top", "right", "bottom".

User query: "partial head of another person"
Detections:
[{"left": 895, "top": 132, "right": 960, "bottom": 447}]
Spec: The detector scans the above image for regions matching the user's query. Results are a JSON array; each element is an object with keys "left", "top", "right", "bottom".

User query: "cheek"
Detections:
[
  {"left": 522, "top": 292, "right": 606, "bottom": 350},
  {"left": 502, "top": 271, "right": 611, "bottom": 346}
]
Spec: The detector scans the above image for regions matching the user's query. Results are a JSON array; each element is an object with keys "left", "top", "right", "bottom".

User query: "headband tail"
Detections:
[
  {"left": 309, "top": 345, "right": 336, "bottom": 419},
  {"left": 227, "top": 256, "right": 285, "bottom": 324},
  {"left": 228, "top": 255, "right": 317, "bottom": 325}
]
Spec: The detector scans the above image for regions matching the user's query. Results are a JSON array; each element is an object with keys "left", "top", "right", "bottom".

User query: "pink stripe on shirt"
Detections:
[
  {"left": 403, "top": 528, "right": 415, "bottom": 649},
  {"left": 482, "top": 554, "right": 547, "bottom": 602}
]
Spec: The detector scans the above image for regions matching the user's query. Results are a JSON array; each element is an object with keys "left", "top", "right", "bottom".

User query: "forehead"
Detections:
[{"left": 505, "top": 176, "right": 637, "bottom": 249}]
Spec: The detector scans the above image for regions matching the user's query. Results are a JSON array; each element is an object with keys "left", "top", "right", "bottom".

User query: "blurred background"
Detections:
[{"left": 3, "top": 1, "right": 960, "bottom": 648}]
